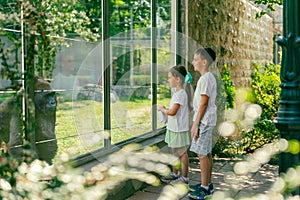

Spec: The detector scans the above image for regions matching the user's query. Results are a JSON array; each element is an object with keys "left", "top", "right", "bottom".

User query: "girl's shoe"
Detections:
[
  {"left": 170, "top": 176, "right": 189, "bottom": 185},
  {"left": 160, "top": 173, "right": 178, "bottom": 183}
]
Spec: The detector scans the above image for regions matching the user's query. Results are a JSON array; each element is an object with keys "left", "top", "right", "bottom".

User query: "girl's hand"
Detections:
[
  {"left": 158, "top": 106, "right": 166, "bottom": 111},
  {"left": 158, "top": 106, "right": 166, "bottom": 112},
  {"left": 191, "top": 123, "right": 199, "bottom": 140}
]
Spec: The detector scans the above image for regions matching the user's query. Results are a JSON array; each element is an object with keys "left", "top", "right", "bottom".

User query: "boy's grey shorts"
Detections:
[{"left": 190, "top": 123, "right": 215, "bottom": 156}]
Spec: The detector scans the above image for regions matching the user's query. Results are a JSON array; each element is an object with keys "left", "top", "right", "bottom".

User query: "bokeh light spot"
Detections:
[
  {"left": 288, "top": 140, "right": 300, "bottom": 154},
  {"left": 271, "top": 177, "right": 285, "bottom": 193},
  {"left": 218, "top": 121, "right": 236, "bottom": 137},
  {"left": 234, "top": 161, "right": 249, "bottom": 175},
  {"left": 244, "top": 104, "right": 262, "bottom": 120},
  {"left": 278, "top": 139, "right": 289, "bottom": 152}
]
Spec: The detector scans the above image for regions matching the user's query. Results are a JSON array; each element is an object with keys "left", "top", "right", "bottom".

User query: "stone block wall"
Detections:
[{"left": 185, "top": 0, "right": 275, "bottom": 87}]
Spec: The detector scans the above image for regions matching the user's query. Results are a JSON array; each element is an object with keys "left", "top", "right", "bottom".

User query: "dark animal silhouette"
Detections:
[{"left": 0, "top": 77, "right": 57, "bottom": 164}]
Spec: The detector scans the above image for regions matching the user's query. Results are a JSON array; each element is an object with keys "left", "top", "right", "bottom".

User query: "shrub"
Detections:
[
  {"left": 251, "top": 63, "right": 281, "bottom": 119},
  {"left": 157, "top": 85, "right": 171, "bottom": 99},
  {"left": 244, "top": 63, "right": 281, "bottom": 151},
  {"left": 214, "top": 63, "right": 280, "bottom": 157},
  {"left": 116, "top": 75, "right": 150, "bottom": 86}
]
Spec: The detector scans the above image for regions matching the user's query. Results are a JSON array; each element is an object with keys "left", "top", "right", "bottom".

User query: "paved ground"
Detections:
[{"left": 126, "top": 157, "right": 278, "bottom": 200}]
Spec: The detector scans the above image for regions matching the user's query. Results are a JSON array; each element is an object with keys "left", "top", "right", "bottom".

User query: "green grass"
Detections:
[
  {"left": 55, "top": 98, "right": 170, "bottom": 158},
  {"left": 0, "top": 93, "right": 14, "bottom": 103},
  {"left": 0, "top": 92, "right": 169, "bottom": 161}
]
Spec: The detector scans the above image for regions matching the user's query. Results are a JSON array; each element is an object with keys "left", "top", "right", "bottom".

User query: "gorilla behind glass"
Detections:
[{"left": 0, "top": 76, "right": 58, "bottom": 164}]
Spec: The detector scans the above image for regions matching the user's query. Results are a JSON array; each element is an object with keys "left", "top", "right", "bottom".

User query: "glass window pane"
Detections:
[
  {"left": 53, "top": 39, "right": 105, "bottom": 158},
  {"left": 110, "top": 1, "right": 172, "bottom": 143},
  {"left": 0, "top": 23, "right": 23, "bottom": 160},
  {"left": 1, "top": 0, "right": 174, "bottom": 161},
  {"left": 111, "top": 31, "right": 152, "bottom": 143},
  {"left": 50, "top": 1, "right": 103, "bottom": 159},
  {"left": 157, "top": 1, "right": 172, "bottom": 129},
  {"left": 157, "top": 44, "right": 172, "bottom": 128}
]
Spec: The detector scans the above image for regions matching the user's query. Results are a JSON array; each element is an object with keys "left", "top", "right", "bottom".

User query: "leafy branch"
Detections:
[
  {"left": 0, "top": 0, "right": 100, "bottom": 86},
  {"left": 253, "top": 0, "right": 283, "bottom": 19}
]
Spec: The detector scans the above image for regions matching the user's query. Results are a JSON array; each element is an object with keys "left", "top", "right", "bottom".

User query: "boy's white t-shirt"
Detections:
[
  {"left": 193, "top": 72, "right": 217, "bottom": 126},
  {"left": 167, "top": 89, "right": 189, "bottom": 132}
]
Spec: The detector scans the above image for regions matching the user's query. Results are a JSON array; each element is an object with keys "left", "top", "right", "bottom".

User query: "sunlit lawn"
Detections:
[{"left": 55, "top": 98, "right": 170, "bottom": 159}]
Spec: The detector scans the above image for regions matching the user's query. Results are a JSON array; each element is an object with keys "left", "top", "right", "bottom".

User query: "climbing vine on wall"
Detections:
[
  {"left": 0, "top": 0, "right": 99, "bottom": 88},
  {"left": 221, "top": 64, "right": 236, "bottom": 109},
  {"left": 254, "top": 0, "right": 282, "bottom": 18}
]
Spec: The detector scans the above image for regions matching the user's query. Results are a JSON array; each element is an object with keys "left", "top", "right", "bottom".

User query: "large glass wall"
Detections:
[
  {"left": 0, "top": 0, "right": 176, "bottom": 162},
  {"left": 54, "top": 40, "right": 102, "bottom": 156},
  {"left": 110, "top": 1, "right": 172, "bottom": 144}
]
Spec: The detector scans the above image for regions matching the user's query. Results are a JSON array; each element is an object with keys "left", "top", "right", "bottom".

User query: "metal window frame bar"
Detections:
[
  {"left": 151, "top": 0, "right": 158, "bottom": 133},
  {"left": 102, "top": 0, "right": 111, "bottom": 148},
  {"left": 175, "top": 0, "right": 181, "bottom": 65}
]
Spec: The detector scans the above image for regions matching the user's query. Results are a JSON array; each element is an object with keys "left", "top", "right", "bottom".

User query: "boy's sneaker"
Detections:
[
  {"left": 188, "top": 186, "right": 211, "bottom": 200},
  {"left": 188, "top": 183, "right": 201, "bottom": 192},
  {"left": 161, "top": 173, "right": 178, "bottom": 183},
  {"left": 189, "top": 183, "right": 214, "bottom": 194},
  {"left": 170, "top": 176, "right": 189, "bottom": 185}
]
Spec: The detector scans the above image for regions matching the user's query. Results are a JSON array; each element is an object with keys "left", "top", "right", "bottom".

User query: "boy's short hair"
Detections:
[{"left": 194, "top": 48, "right": 216, "bottom": 66}]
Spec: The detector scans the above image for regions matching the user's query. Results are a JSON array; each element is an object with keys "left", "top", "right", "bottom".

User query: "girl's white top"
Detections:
[
  {"left": 167, "top": 89, "right": 190, "bottom": 132},
  {"left": 193, "top": 72, "right": 217, "bottom": 126}
]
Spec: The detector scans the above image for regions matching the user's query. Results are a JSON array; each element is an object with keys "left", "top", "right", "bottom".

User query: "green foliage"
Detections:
[
  {"left": 251, "top": 63, "right": 281, "bottom": 119},
  {"left": 214, "top": 63, "right": 280, "bottom": 157},
  {"left": 117, "top": 74, "right": 150, "bottom": 86},
  {"left": 242, "top": 119, "right": 278, "bottom": 152},
  {"left": 239, "top": 63, "right": 281, "bottom": 153},
  {"left": 221, "top": 64, "right": 236, "bottom": 109},
  {"left": 254, "top": 0, "right": 282, "bottom": 19},
  {"left": 0, "top": 142, "right": 37, "bottom": 188},
  {"left": 217, "top": 119, "right": 278, "bottom": 157},
  {"left": 0, "top": 0, "right": 100, "bottom": 148},
  {"left": 0, "top": 0, "right": 99, "bottom": 85},
  {"left": 0, "top": 143, "right": 19, "bottom": 187},
  {"left": 0, "top": 93, "right": 13, "bottom": 103},
  {"left": 109, "top": 0, "right": 171, "bottom": 36},
  {"left": 215, "top": 121, "right": 279, "bottom": 157},
  {"left": 158, "top": 85, "right": 171, "bottom": 99}
]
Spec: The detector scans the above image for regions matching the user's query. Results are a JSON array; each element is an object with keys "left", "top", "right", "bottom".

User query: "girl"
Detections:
[{"left": 159, "top": 65, "right": 192, "bottom": 185}]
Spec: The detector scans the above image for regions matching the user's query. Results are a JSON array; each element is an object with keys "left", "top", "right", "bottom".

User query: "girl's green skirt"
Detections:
[{"left": 165, "top": 129, "right": 191, "bottom": 148}]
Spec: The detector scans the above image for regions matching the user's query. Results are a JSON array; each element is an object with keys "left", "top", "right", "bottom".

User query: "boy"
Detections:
[{"left": 188, "top": 48, "right": 217, "bottom": 200}]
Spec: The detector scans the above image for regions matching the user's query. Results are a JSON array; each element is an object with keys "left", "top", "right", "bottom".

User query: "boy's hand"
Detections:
[{"left": 191, "top": 123, "right": 199, "bottom": 140}]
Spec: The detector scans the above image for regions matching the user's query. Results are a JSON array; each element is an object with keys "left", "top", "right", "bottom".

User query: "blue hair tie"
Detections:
[{"left": 185, "top": 72, "right": 192, "bottom": 83}]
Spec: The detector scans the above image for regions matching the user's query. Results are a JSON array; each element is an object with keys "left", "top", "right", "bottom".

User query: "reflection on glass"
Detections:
[
  {"left": 0, "top": 0, "right": 174, "bottom": 159},
  {"left": 157, "top": 49, "right": 172, "bottom": 129},
  {"left": 109, "top": 0, "right": 172, "bottom": 143},
  {"left": 110, "top": 27, "right": 173, "bottom": 143},
  {"left": 0, "top": 93, "right": 22, "bottom": 157},
  {"left": 111, "top": 42, "right": 153, "bottom": 143},
  {"left": 51, "top": 54, "right": 80, "bottom": 101},
  {"left": 53, "top": 40, "right": 105, "bottom": 158}
]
